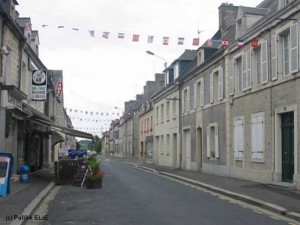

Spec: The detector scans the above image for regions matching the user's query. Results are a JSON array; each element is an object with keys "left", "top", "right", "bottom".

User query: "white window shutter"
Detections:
[
  {"left": 242, "top": 53, "right": 247, "bottom": 90},
  {"left": 200, "top": 78, "right": 204, "bottom": 107},
  {"left": 218, "top": 68, "right": 224, "bottom": 100},
  {"left": 246, "top": 50, "right": 251, "bottom": 89},
  {"left": 291, "top": 23, "right": 298, "bottom": 73},
  {"left": 238, "top": 120, "right": 244, "bottom": 158},
  {"left": 207, "top": 127, "right": 210, "bottom": 158},
  {"left": 215, "top": 124, "right": 219, "bottom": 158},
  {"left": 251, "top": 117, "right": 257, "bottom": 159},
  {"left": 194, "top": 83, "right": 197, "bottom": 109},
  {"left": 261, "top": 40, "right": 268, "bottom": 83},
  {"left": 229, "top": 60, "right": 235, "bottom": 95},
  {"left": 210, "top": 74, "right": 213, "bottom": 103},
  {"left": 257, "top": 116, "right": 264, "bottom": 160},
  {"left": 234, "top": 120, "right": 238, "bottom": 158},
  {"left": 271, "top": 36, "right": 277, "bottom": 81}
]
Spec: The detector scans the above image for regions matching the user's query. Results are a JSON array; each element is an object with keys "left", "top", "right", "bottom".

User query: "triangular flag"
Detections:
[
  {"left": 206, "top": 39, "right": 213, "bottom": 47},
  {"left": 103, "top": 32, "right": 109, "bottom": 39},
  {"left": 178, "top": 37, "right": 184, "bottom": 45},
  {"left": 238, "top": 39, "right": 244, "bottom": 48},
  {"left": 132, "top": 34, "right": 139, "bottom": 42},
  {"left": 148, "top": 36, "right": 154, "bottom": 43},
  {"left": 251, "top": 38, "right": 259, "bottom": 48},
  {"left": 118, "top": 33, "right": 125, "bottom": 39},
  {"left": 163, "top": 37, "right": 169, "bottom": 45},
  {"left": 193, "top": 38, "right": 200, "bottom": 46},
  {"left": 88, "top": 30, "right": 95, "bottom": 37},
  {"left": 222, "top": 38, "right": 229, "bottom": 48}
]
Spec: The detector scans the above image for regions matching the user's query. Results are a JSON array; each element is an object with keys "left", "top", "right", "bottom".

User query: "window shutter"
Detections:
[
  {"left": 242, "top": 53, "right": 247, "bottom": 90},
  {"left": 210, "top": 74, "right": 213, "bottom": 103},
  {"left": 251, "top": 117, "right": 257, "bottom": 159},
  {"left": 271, "top": 36, "right": 277, "bottom": 80},
  {"left": 257, "top": 116, "right": 264, "bottom": 160},
  {"left": 206, "top": 127, "right": 210, "bottom": 157},
  {"left": 218, "top": 68, "right": 224, "bottom": 100},
  {"left": 194, "top": 83, "right": 197, "bottom": 109},
  {"left": 234, "top": 120, "right": 238, "bottom": 158},
  {"left": 229, "top": 60, "right": 234, "bottom": 95},
  {"left": 246, "top": 50, "right": 251, "bottom": 89},
  {"left": 261, "top": 40, "right": 268, "bottom": 83},
  {"left": 215, "top": 124, "right": 219, "bottom": 158},
  {"left": 200, "top": 78, "right": 204, "bottom": 107},
  {"left": 238, "top": 120, "right": 244, "bottom": 158},
  {"left": 291, "top": 23, "right": 298, "bottom": 73}
]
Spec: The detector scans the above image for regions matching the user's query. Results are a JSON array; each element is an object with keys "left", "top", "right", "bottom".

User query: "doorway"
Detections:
[
  {"left": 184, "top": 129, "right": 191, "bottom": 170},
  {"left": 196, "top": 127, "right": 202, "bottom": 169},
  {"left": 281, "top": 112, "right": 294, "bottom": 182}
]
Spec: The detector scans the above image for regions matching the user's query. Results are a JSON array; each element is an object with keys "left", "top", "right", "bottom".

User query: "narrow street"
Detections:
[{"left": 29, "top": 158, "right": 297, "bottom": 225}]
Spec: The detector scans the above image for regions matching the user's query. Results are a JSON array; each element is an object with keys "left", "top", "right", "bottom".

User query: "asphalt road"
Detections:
[{"left": 29, "top": 158, "right": 297, "bottom": 225}]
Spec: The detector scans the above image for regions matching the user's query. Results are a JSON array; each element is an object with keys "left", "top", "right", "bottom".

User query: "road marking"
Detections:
[
  {"left": 269, "top": 216, "right": 280, "bottom": 220},
  {"left": 253, "top": 210, "right": 264, "bottom": 215}
]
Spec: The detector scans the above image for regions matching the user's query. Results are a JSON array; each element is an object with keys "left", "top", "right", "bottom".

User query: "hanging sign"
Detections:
[
  {"left": 0, "top": 157, "right": 10, "bottom": 197},
  {"left": 56, "top": 79, "right": 63, "bottom": 98},
  {"left": 31, "top": 70, "right": 47, "bottom": 101}
]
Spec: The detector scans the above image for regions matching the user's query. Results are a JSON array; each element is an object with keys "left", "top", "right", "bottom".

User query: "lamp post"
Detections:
[{"left": 146, "top": 50, "right": 167, "bottom": 69}]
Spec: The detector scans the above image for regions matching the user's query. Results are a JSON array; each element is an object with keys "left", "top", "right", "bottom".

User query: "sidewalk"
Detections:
[
  {"left": 123, "top": 158, "right": 300, "bottom": 222},
  {"left": 0, "top": 168, "right": 55, "bottom": 225}
]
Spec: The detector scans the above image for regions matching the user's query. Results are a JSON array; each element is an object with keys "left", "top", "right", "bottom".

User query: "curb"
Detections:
[
  {"left": 10, "top": 181, "right": 55, "bottom": 225},
  {"left": 126, "top": 162, "right": 300, "bottom": 222}
]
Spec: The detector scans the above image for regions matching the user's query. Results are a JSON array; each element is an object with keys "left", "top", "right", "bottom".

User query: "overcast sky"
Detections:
[{"left": 17, "top": 0, "right": 262, "bottom": 134}]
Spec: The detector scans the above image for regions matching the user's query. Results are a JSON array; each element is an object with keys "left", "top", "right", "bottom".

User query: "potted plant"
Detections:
[{"left": 85, "top": 156, "right": 104, "bottom": 189}]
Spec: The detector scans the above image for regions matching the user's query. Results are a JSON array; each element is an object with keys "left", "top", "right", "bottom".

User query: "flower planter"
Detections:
[{"left": 86, "top": 177, "right": 102, "bottom": 189}]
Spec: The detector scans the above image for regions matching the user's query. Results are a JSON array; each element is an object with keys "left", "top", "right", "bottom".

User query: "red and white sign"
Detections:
[{"left": 56, "top": 79, "right": 63, "bottom": 98}]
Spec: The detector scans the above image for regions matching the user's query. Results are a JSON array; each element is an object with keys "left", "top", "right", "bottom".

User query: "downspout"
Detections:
[{"left": 178, "top": 82, "right": 183, "bottom": 169}]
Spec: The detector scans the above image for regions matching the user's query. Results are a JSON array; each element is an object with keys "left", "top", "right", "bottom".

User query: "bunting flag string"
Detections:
[{"left": 36, "top": 23, "right": 201, "bottom": 46}]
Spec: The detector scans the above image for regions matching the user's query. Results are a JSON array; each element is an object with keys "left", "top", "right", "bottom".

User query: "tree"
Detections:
[{"left": 95, "top": 136, "right": 102, "bottom": 154}]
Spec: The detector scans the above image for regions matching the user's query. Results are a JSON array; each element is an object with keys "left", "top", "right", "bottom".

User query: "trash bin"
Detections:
[{"left": 19, "top": 165, "right": 29, "bottom": 183}]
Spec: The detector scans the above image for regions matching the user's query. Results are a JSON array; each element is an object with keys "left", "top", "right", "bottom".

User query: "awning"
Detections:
[{"left": 22, "top": 103, "right": 93, "bottom": 140}]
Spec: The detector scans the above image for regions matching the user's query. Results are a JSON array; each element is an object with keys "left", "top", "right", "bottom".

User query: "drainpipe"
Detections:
[{"left": 178, "top": 82, "right": 183, "bottom": 169}]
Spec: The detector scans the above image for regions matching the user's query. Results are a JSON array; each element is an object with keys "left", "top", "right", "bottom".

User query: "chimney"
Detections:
[{"left": 218, "top": 3, "right": 238, "bottom": 35}]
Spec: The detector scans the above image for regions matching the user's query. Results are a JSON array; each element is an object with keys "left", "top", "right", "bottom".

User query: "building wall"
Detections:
[{"left": 154, "top": 90, "right": 179, "bottom": 167}]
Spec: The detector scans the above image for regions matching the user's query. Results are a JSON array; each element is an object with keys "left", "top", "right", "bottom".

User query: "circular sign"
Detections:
[{"left": 33, "top": 70, "right": 46, "bottom": 84}]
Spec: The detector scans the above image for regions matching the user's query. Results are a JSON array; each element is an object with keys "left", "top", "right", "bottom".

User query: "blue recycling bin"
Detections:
[{"left": 19, "top": 165, "right": 29, "bottom": 183}]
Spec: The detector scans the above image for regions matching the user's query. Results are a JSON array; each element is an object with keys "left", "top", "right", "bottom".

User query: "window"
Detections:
[
  {"left": 194, "top": 78, "right": 204, "bottom": 108},
  {"left": 161, "top": 104, "right": 164, "bottom": 122},
  {"left": 282, "top": 32, "right": 290, "bottom": 76},
  {"left": 210, "top": 68, "right": 223, "bottom": 103},
  {"left": 174, "top": 63, "right": 179, "bottom": 79},
  {"left": 253, "top": 46, "right": 262, "bottom": 84},
  {"left": 242, "top": 50, "right": 251, "bottom": 90},
  {"left": 233, "top": 117, "right": 244, "bottom": 159},
  {"left": 235, "top": 57, "right": 243, "bottom": 92},
  {"left": 206, "top": 124, "right": 219, "bottom": 159},
  {"left": 166, "top": 101, "right": 170, "bottom": 120},
  {"left": 251, "top": 113, "right": 264, "bottom": 161},
  {"left": 182, "top": 88, "right": 190, "bottom": 113},
  {"left": 155, "top": 106, "right": 159, "bottom": 124},
  {"left": 172, "top": 99, "right": 177, "bottom": 118}
]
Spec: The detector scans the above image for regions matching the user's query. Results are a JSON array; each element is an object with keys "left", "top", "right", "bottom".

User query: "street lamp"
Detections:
[{"left": 146, "top": 50, "right": 167, "bottom": 69}]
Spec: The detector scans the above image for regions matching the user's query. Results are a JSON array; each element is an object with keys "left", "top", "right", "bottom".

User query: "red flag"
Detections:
[
  {"left": 222, "top": 38, "right": 229, "bottom": 48},
  {"left": 251, "top": 38, "right": 259, "bottom": 48},
  {"left": 193, "top": 38, "right": 200, "bottom": 46},
  {"left": 206, "top": 39, "right": 213, "bottom": 47},
  {"left": 163, "top": 37, "right": 169, "bottom": 45},
  {"left": 132, "top": 34, "right": 139, "bottom": 42}
]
